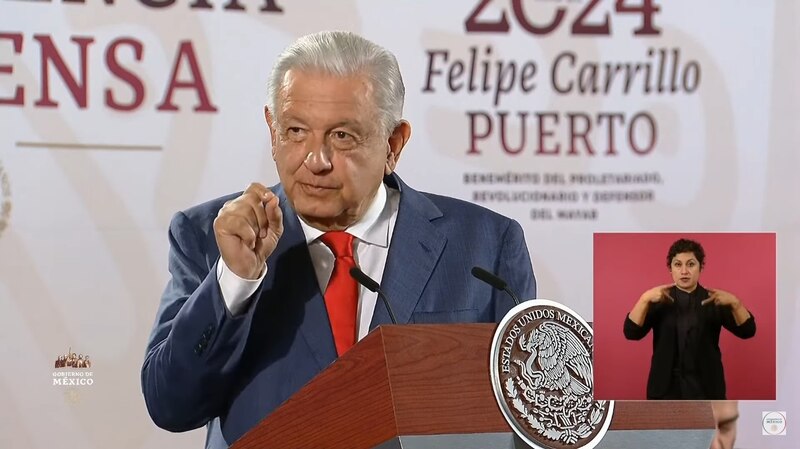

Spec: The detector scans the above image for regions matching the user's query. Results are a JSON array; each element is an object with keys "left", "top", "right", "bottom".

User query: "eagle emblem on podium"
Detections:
[{"left": 490, "top": 299, "right": 613, "bottom": 449}]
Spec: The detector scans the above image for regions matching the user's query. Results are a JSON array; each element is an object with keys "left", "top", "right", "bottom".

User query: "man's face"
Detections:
[
  {"left": 267, "top": 69, "right": 407, "bottom": 231},
  {"left": 670, "top": 251, "right": 701, "bottom": 292}
]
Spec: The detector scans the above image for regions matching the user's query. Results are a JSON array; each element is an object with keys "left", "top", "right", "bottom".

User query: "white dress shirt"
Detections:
[{"left": 216, "top": 183, "right": 400, "bottom": 340}]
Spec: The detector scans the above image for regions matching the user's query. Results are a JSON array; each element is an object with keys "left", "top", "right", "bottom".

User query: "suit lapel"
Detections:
[
  {"left": 370, "top": 176, "right": 446, "bottom": 328},
  {"left": 273, "top": 187, "right": 337, "bottom": 370},
  {"left": 272, "top": 177, "right": 447, "bottom": 360}
]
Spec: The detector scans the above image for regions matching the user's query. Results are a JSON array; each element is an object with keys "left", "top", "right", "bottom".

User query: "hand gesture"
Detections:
[
  {"left": 701, "top": 288, "right": 741, "bottom": 308},
  {"left": 641, "top": 284, "right": 675, "bottom": 304},
  {"left": 213, "top": 183, "right": 283, "bottom": 279}
]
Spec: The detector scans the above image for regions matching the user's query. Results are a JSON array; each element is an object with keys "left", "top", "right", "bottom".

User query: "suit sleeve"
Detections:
[
  {"left": 141, "top": 211, "right": 264, "bottom": 432},
  {"left": 495, "top": 219, "right": 536, "bottom": 317},
  {"left": 721, "top": 307, "right": 756, "bottom": 339}
]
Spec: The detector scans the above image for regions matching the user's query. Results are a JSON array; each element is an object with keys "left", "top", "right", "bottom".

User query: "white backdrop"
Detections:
[{"left": 1, "top": 1, "right": 797, "bottom": 448}]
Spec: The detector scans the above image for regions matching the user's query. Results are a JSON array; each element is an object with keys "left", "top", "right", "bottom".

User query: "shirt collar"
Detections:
[{"left": 298, "top": 183, "right": 389, "bottom": 247}]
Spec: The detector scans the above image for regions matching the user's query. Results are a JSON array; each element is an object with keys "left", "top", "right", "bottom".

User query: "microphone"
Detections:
[
  {"left": 349, "top": 267, "right": 398, "bottom": 325},
  {"left": 471, "top": 266, "right": 520, "bottom": 306}
]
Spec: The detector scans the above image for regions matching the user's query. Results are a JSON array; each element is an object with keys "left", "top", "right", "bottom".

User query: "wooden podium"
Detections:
[{"left": 231, "top": 324, "right": 716, "bottom": 449}]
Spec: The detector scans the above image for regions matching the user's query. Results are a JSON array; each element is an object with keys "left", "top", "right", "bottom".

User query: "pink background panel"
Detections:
[{"left": 592, "top": 232, "right": 776, "bottom": 400}]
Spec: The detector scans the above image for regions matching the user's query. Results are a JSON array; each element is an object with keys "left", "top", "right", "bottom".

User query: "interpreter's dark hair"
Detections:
[{"left": 666, "top": 238, "right": 705, "bottom": 269}]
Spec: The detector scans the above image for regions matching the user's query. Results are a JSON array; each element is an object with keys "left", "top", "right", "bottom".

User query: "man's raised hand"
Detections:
[{"left": 213, "top": 183, "right": 284, "bottom": 279}]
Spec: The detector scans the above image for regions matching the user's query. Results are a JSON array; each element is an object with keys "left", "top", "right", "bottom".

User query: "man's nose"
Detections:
[{"left": 303, "top": 139, "right": 333, "bottom": 174}]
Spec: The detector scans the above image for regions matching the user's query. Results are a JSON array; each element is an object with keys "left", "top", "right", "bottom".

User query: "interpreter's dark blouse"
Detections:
[{"left": 623, "top": 284, "right": 756, "bottom": 399}]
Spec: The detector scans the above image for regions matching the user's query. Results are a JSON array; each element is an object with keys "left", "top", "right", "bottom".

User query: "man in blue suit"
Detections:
[{"left": 142, "top": 30, "right": 536, "bottom": 448}]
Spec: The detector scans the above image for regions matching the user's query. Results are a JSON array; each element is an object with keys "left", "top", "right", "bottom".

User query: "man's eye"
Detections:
[
  {"left": 333, "top": 131, "right": 352, "bottom": 140},
  {"left": 285, "top": 128, "right": 306, "bottom": 141},
  {"left": 330, "top": 131, "right": 357, "bottom": 149}
]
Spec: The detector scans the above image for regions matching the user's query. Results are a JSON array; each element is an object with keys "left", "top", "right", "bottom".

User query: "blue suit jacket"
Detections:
[{"left": 141, "top": 174, "right": 536, "bottom": 448}]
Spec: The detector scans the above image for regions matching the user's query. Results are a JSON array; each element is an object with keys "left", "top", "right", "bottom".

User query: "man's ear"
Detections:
[
  {"left": 265, "top": 106, "right": 277, "bottom": 158},
  {"left": 385, "top": 120, "right": 412, "bottom": 175}
]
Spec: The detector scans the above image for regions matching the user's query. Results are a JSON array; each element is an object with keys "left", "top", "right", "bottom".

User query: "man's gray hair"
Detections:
[{"left": 267, "top": 31, "right": 405, "bottom": 135}]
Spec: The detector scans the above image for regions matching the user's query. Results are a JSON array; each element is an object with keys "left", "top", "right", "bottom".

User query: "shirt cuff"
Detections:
[{"left": 216, "top": 258, "right": 267, "bottom": 316}]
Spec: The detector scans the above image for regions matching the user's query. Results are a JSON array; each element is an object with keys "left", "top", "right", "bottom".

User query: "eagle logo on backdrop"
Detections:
[
  {"left": 0, "top": 159, "right": 11, "bottom": 239},
  {"left": 490, "top": 299, "right": 613, "bottom": 449}
]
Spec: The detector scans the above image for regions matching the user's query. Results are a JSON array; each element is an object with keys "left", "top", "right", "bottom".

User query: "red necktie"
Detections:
[{"left": 320, "top": 231, "right": 358, "bottom": 356}]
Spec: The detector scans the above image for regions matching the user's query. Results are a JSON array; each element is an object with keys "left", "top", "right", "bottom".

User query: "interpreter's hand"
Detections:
[
  {"left": 213, "top": 183, "right": 283, "bottom": 279},
  {"left": 701, "top": 289, "right": 741, "bottom": 308},
  {"left": 640, "top": 284, "right": 675, "bottom": 304}
]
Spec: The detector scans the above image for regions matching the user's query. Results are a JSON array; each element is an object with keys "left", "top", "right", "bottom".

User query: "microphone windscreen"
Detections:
[
  {"left": 349, "top": 267, "right": 380, "bottom": 292},
  {"left": 471, "top": 266, "right": 508, "bottom": 290}
]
